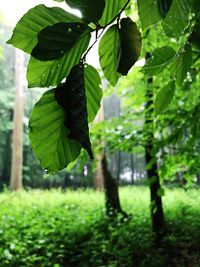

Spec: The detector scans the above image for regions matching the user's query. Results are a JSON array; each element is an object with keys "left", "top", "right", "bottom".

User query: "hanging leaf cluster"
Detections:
[
  {"left": 7, "top": 0, "right": 142, "bottom": 172},
  {"left": 7, "top": 0, "right": 198, "bottom": 171}
]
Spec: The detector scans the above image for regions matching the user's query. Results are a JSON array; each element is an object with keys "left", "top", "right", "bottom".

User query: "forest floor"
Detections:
[{"left": 0, "top": 186, "right": 200, "bottom": 267}]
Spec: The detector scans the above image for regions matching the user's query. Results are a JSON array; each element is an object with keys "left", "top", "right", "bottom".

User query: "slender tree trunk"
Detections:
[
  {"left": 95, "top": 155, "right": 104, "bottom": 190},
  {"left": 197, "top": 174, "right": 200, "bottom": 185},
  {"left": 117, "top": 151, "right": 121, "bottom": 182},
  {"left": 94, "top": 106, "right": 104, "bottom": 190},
  {"left": 101, "top": 154, "right": 127, "bottom": 217},
  {"left": 145, "top": 144, "right": 164, "bottom": 233},
  {"left": 10, "top": 49, "right": 24, "bottom": 191},
  {"left": 1, "top": 109, "right": 13, "bottom": 186},
  {"left": 144, "top": 53, "right": 164, "bottom": 234},
  {"left": 130, "top": 154, "right": 134, "bottom": 184}
]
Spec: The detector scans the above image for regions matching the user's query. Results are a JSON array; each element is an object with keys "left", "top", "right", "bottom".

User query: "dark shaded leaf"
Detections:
[
  {"left": 157, "top": 0, "right": 173, "bottom": 18},
  {"left": 117, "top": 18, "right": 142, "bottom": 75},
  {"left": 191, "top": 21, "right": 200, "bottom": 52},
  {"left": 31, "top": 22, "right": 89, "bottom": 60},
  {"left": 7, "top": 4, "right": 82, "bottom": 54},
  {"left": 191, "top": 0, "right": 200, "bottom": 14},
  {"left": 54, "top": 63, "right": 93, "bottom": 159},
  {"left": 65, "top": 0, "right": 105, "bottom": 22},
  {"left": 27, "top": 31, "right": 91, "bottom": 88}
]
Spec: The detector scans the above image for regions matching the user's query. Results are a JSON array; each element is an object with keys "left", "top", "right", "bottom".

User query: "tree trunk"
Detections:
[
  {"left": 101, "top": 154, "right": 127, "bottom": 217},
  {"left": 197, "top": 174, "right": 200, "bottom": 185},
  {"left": 117, "top": 151, "right": 121, "bottom": 182},
  {"left": 144, "top": 53, "right": 164, "bottom": 234},
  {"left": 94, "top": 106, "right": 104, "bottom": 190},
  {"left": 10, "top": 49, "right": 24, "bottom": 191},
  {"left": 145, "top": 144, "right": 164, "bottom": 233},
  {"left": 1, "top": 109, "right": 13, "bottom": 187},
  {"left": 130, "top": 154, "right": 134, "bottom": 184}
]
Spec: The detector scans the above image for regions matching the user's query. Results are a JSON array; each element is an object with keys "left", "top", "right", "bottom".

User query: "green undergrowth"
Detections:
[{"left": 0, "top": 186, "right": 200, "bottom": 267}]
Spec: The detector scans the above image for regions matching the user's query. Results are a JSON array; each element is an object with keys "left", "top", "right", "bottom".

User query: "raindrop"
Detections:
[{"left": 67, "top": 28, "right": 72, "bottom": 33}]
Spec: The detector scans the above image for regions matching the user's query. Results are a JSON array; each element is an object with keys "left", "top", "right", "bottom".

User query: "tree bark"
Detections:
[
  {"left": 144, "top": 53, "right": 164, "bottom": 234},
  {"left": 94, "top": 106, "right": 104, "bottom": 190},
  {"left": 101, "top": 154, "right": 127, "bottom": 217},
  {"left": 116, "top": 151, "right": 121, "bottom": 182},
  {"left": 10, "top": 49, "right": 24, "bottom": 191},
  {"left": 197, "top": 174, "right": 200, "bottom": 185},
  {"left": 130, "top": 154, "right": 134, "bottom": 184}
]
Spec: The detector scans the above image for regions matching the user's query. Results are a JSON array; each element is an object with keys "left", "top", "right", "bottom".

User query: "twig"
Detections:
[{"left": 82, "top": 0, "right": 131, "bottom": 60}]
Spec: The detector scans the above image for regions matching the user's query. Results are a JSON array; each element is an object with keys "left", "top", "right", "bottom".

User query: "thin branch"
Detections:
[
  {"left": 82, "top": 0, "right": 131, "bottom": 60},
  {"left": 82, "top": 28, "right": 105, "bottom": 60},
  {"left": 108, "top": 0, "right": 131, "bottom": 26}
]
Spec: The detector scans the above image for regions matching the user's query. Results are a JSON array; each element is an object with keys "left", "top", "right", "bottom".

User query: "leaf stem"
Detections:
[{"left": 82, "top": 0, "right": 131, "bottom": 60}]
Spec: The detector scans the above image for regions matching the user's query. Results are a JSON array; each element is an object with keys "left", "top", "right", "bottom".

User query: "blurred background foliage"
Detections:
[{"left": 1, "top": 15, "right": 200, "bottom": 190}]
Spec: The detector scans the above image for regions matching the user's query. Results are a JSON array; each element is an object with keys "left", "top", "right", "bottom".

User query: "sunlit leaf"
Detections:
[
  {"left": 29, "top": 89, "right": 82, "bottom": 172},
  {"left": 162, "top": 0, "right": 190, "bottom": 38},
  {"left": 84, "top": 64, "right": 103, "bottom": 122},
  {"left": 137, "top": 0, "right": 161, "bottom": 30},
  {"left": 174, "top": 44, "right": 193, "bottom": 85},
  {"left": 142, "top": 46, "right": 176, "bottom": 76},
  {"left": 99, "top": 24, "right": 121, "bottom": 86},
  {"left": 155, "top": 80, "right": 175, "bottom": 114},
  {"left": 99, "top": 0, "right": 127, "bottom": 27}
]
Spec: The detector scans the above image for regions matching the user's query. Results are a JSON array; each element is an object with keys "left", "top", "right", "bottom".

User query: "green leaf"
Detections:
[
  {"left": 157, "top": 0, "right": 173, "bottom": 18},
  {"left": 99, "top": 0, "right": 127, "bottom": 27},
  {"left": 191, "top": 22, "right": 200, "bottom": 52},
  {"left": 142, "top": 46, "right": 176, "bottom": 76},
  {"left": 7, "top": 4, "right": 82, "bottom": 54},
  {"left": 137, "top": 0, "right": 161, "bottom": 30},
  {"left": 155, "top": 80, "right": 175, "bottom": 114},
  {"left": 157, "top": 188, "right": 165, "bottom": 197},
  {"left": 84, "top": 65, "right": 103, "bottom": 122},
  {"left": 191, "top": 0, "right": 200, "bottom": 14},
  {"left": 27, "top": 32, "right": 91, "bottom": 88},
  {"left": 54, "top": 63, "right": 93, "bottom": 159},
  {"left": 31, "top": 22, "right": 89, "bottom": 60},
  {"left": 162, "top": 0, "right": 190, "bottom": 38},
  {"left": 29, "top": 89, "right": 82, "bottom": 172},
  {"left": 65, "top": 0, "right": 105, "bottom": 22},
  {"left": 175, "top": 44, "right": 193, "bottom": 85},
  {"left": 99, "top": 24, "right": 121, "bottom": 86},
  {"left": 117, "top": 18, "right": 142, "bottom": 75}
]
